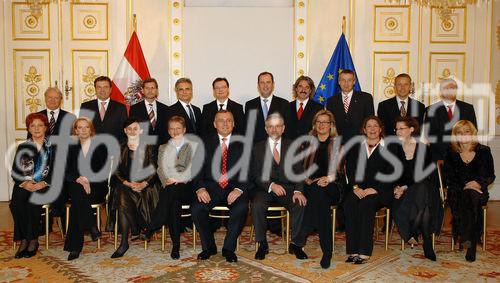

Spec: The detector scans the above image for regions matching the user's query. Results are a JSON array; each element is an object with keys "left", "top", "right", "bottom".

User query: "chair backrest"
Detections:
[{"left": 436, "top": 159, "right": 445, "bottom": 206}]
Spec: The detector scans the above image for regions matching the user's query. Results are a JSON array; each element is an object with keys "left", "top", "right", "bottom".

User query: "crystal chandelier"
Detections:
[
  {"left": 26, "top": 0, "right": 78, "bottom": 18},
  {"left": 386, "top": 0, "right": 490, "bottom": 21}
]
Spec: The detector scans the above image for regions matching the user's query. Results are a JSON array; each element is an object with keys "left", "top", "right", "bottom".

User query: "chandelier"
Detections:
[
  {"left": 26, "top": 0, "right": 78, "bottom": 18},
  {"left": 386, "top": 0, "right": 490, "bottom": 21}
]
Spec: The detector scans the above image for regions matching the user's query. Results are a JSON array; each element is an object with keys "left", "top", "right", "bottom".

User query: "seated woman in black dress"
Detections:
[
  {"left": 64, "top": 117, "right": 108, "bottom": 260},
  {"left": 343, "top": 116, "right": 393, "bottom": 264},
  {"left": 295, "top": 109, "right": 342, "bottom": 269},
  {"left": 392, "top": 117, "right": 443, "bottom": 261},
  {"left": 444, "top": 120, "right": 495, "bottom": 262},
  {"left": 11, "top": 113, "right": 54, "bottom": 258},
  {"left": 110, "top": 118, "right": 159, "bottom": 258}
]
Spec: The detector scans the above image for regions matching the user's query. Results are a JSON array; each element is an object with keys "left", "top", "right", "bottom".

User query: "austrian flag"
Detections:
[{"left": 111, "top": 31, "right": 150, "bottom": 107}]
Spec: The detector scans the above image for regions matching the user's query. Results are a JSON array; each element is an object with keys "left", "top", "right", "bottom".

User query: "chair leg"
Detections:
[
  {"left": 96, "top": 206, "right": 101, "bottom": 249},
  {"left": 45, "top": 206, "right": 50, "bottom": 250},
  {"left": 236, "top": 236, "right": 240, "bottom": 252},
  {"left": 375, "top": 212, "right": 380, "bottom": 241},
  {"left": 114, "top": 210, "right": 118, "bottom": 249},
  {"left": 65, "top": 206, "right": 70, "bottom": 235},
  {"left": 56, "top": 217, "right": 64, "bottom": 239},
  {"left": 385, "top": 209, "right": 390, "bottom": 251},
  {"left": 13, "top": 241, "right": 16, "bottom": 253},
  {"left": 250, "top": 225, "right": 254, "bottom": 243},
  {"left": 161, "top": 225, "right": 165, "bottom": 252},
  {"left": 401, "top": 239, "right": 405, "bottom": 251},
  {"left": 286, "top": 211, "right": 290, "bottom": 253},
  {"left": 432, "top": 233, "right": 435, "bottom": 250},
  {"left": 192, "top": 223, "right": 196, "bottom": 251},
  {"left": 451, "top": 236, "right": 454, "bottom": 251},
  {"left": 144, "top": 240, "right": 148, "bottom": 250},
  {"left": 332, "top": 207, "right": 336, "bottom": 256},
  {"left": 483, "top": 207, "right": 487, "bottom": 251},
  {"left": 281, "top": 211, "right": 285, "bottom": 241}
]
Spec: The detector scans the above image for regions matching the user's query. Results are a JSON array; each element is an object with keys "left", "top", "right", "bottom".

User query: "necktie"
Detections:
[
  {"left": 297, "top": 102, "right": 304, "bottom": 120},
  {"left": 400, "top": 101, "right": 407, "bottom": 117},
  {"left": 187, "top": 104, "right": 197, "bottom": 131},
  {"left": 49, "top": 111, "right": 56, "bottom": 134},
  {"left": 219, "top": 138, "right": 228, "bottom": 189},
  {"left": 219, "top": 103, "right": 224, "bottom": 111},
  {"left": 262, "top": 99, "right": 269, "bottom": 119},
  {"left": 343, "top": 95, "right": 350, "bottom": 114},
  {"left": 148, "top": 103, "right": 156, "bottom": 130},
  {"left": 447, "top": 105, "right": 453, "bottom": 121},
  {"left": 99, "top": 101, "right": 106, "bottom": 121},
  {"left": 273, "top": 142, "right": 280, "bottom": 165}
]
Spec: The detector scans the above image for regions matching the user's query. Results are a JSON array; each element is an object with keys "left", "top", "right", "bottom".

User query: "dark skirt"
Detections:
[
  {"left": 393, "top": 180, "right": 444, "bottom": 242},
  {"left": 10, "top": 185, "right": 43, "bottom": 241}
]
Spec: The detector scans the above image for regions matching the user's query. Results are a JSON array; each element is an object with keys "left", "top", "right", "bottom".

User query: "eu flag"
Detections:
[{"left": 313, "top": 33, "right": 361, "bottom": 106}]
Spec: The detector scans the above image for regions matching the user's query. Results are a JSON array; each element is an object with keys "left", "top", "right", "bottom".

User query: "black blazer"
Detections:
[
  {"left": 250, "top": 138, "right": 304, "bottom": 193},
  {"left": 167, "top": 101, "right": 202, "bottom": 136},
  {"left": 64, "top": 141, "right": 109, "bottom": 191},
  {"left": 424, "top": 100, "right": 477, "bottom": 161},
  {"left": 129, "top": 100, "right": 170, "bottom": 145},
  {"left": 195, "top": 134, "right": 248, "bottom": 193},
  {"left": 377, "top": 97, "right": 425, "bottom": 136},
  {"left": 200, "top": 99, "right": 245, "bottom": 136},
  {"left": 79, "top": 99, "right": 128, "bottom": 143},
  {"left": 244, "top": 95, "right": 290, "bottom": 143},
  {"left": 287, "top": 99, "right": 324, "bottom": 140},
  {"left": 27, "top": 109, "right": 76, "bottom": 139},
  {"left": 326, "top": 91, "right": 374, "bottom": 144}
]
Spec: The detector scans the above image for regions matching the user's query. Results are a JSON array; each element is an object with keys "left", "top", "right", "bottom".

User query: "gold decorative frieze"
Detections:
[
  {"left": 372, "top": 52, "right": 410, "bottom": 101},
  {"left": 12, "top": 3, "right": 50, "bottom": 40},
  {"left": 72, "top": 50, "right": 108, "bottom": 106},
  {"left": 430, "top": 6, "right": 466, "bottom": 43},
  {"left": 70, "top": 3, "right": 108, "bottom": 40},
  {"left": 374, "top": 5, "right": 411, "bottom": 42},
  {"left": 428, "top": 52, "right": 465, "bottom": 104}
]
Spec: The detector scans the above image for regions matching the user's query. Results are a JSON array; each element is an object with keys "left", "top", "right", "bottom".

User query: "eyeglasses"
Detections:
[
  {"left": 395, "top": 127, "right": 409, "bottom": 131},
  {"left": 316, "top": 121, "right": 332, "bottom": 125}
]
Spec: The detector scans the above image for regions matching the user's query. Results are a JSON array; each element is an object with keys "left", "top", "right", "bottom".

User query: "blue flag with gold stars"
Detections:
[{"left": 313, "top": 33, "right": 361, "bottom": 106}]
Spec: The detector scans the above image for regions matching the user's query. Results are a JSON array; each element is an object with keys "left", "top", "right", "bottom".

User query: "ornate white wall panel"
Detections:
[
  {"left": 430, "top": 6, "right": 466, "bottom": 43},
  {"left": 373, "top": 5, "right": 410, "bottom": 42},
  {"left": 428, "top": 52, "right": 465, "bottom": 104},
  {"left": 372, "top": 51, "right": 410, "bottom": 104},
  {"left": 72, "top": 50, "right": 108, "bottom": 104},
  {"left": 12, "top": 2, "right": 50, "bottom": 40},
  {"left": 70, "top": 3, "right": 108, "bottom": 40}
]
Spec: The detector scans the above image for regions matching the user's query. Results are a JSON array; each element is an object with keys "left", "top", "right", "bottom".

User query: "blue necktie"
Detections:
[
  {"left": 262, "top": 99, "right": 269, "bottom": 119},
  {"left": 187, "top": 104, "right": 197, "bottom": 132}
]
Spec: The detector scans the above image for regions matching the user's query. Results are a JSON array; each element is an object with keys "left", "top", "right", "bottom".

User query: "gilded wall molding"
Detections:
[
  {"left": 70, "top": 3, "right": 109, "bottom": 40},
  {"left": 373, "top": 5, "right": 411, "bottom": 43},
  {"left": 12, "top": 2, "right": 50, "bottom": 40},
  {"left": 430, "top": 6, "right": 466, "bottom": 43},
  {"left": 294, "top": 0, "right": 309, "bottom": 78}
]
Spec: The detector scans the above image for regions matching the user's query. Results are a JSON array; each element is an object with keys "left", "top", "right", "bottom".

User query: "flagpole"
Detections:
[{"left": 342, "top": 16, "right": 346, "bottom": 34}]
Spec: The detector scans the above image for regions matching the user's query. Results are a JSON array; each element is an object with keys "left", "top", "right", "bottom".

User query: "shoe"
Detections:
[
  {"left": 15, "top": 250, "right": 28, "bottom": 259},
  {"left": 345, "top": 255, "right": 357, "bottom": 263},
  {"left": 24, "top": 242, "right": 39, "bottom": 258},
  {"left": 289, "top": 243, "right": 308, "bottom": 260},
  {"left": 90, "top": 227, "right": 101, "bottom": 242},
  {"left": 254, "top": 242, "right": 269, "bottom": 260},
  {"left": 222, "top": 249, "right": 238, "bottom": 263},
  {"left": 111, "top": 244, "right": 129, "bottom": 258},
  {"left": 423, "top": 238, "right": 436, "bottom": 261},
  {"left": 197, "top": 248, "right": 217, "bottom": 260},
  {"left": 141, "top": 229, "right": 154, "bottom": 242},
  {"left": 320, "top": 253, "right": 332, "bottom": 269},
  {"left": 465, "top": 246, "right": 476, "bottom": 262},
  {"left": 67, "top": 251, "right": 80, "bottom": 261},
  {"left": 170, "top": 244, "right": 180, "bottom": 260},
  {"left": 353, "top": 256, "right": 368, "bottom": 264}
]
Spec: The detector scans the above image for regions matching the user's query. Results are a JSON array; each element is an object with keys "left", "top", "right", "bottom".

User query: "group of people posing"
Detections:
[{"left": 10, "top": 70, "right": 495, "bottom": 270}]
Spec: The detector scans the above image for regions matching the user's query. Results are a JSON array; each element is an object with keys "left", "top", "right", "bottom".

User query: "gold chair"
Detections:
[
  {"left": 203, "top": 206, "right": 242, "bottom": 251},
  {"left": 374, "top": 207, "right": 390, "bottom": 251},
  {"left": 65, "top": 202, "right": 106, "bottom": 249},
  {"left": 331, "top": 205, "right": 337, "bottom": 255},
  {"left": 250, "top": 206, "right": 290, "bottom": 252},
  {"left": 161, "top": 204, "right": 196, "bottom": 252}
]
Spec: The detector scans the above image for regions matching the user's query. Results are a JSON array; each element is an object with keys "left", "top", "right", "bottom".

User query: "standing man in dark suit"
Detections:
[
  {"left": 191, "top": 110, "right": 249, "bottom": 263},
  {"left": 424, "top": 78, "right": 477, "bottom": 161},
  {"left": 251, "top": 113, "right": 308, "bottom": 261},
  {"left": 167, "top": 78, "right": 202, "bottom": 136},
  {"left": 245, "top": 72, "right": 290, "bottom": 143},
  {"left": 79, "top": 76, "right": 128, "bottom": 144},
  {"left": 288, "top": 76, "right": 324, "bottom": 140},
  {"left": 326, "top": 69, "right": 374, "bottom": 145},
  {"left": 201, "top": 77, "right": 245, "bottom": 136},
  {"left": 129, "top": 77, "right": 170, "bottom": 145},
  {"left": 377, "top": 73, "right": 425, "bottom": 136}
]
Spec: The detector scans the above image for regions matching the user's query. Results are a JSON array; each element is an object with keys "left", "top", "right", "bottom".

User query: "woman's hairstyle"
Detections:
[
  {"left": 168, "top": 115, "right": 186, "bottom": 129},
  {"left": 309, "top": 109, "right": 337, "bottom": 138},
  {"left": 394, "top": 116, "right": 420, "bottom": 137},
  {"left": 361, "top": 115, "right": 385, "bottom": 138},
  {"left": 123, "top": 117, "right": 144, "bottom": 129},
  {"left": 71, "top": 117, "right": 96, "bottom": 137},
  {"left": 451, "top": 119, "right": 478, "bottom": 153},
  {"left": 25, "top": 113, "right": 49, "bottom": 133}
]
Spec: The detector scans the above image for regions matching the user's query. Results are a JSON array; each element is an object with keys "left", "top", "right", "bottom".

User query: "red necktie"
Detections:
[
  {"left": 297, "top": 102, "right": 304, "bottom": 120},
  {"left": 218, "top": 138, "right": 228, "bottom": 189},
  {"left": 447, "top": 105, "right": 453, "bottom": 121}
]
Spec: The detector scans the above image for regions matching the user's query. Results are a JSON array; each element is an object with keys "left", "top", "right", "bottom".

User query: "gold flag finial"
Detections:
[{"left": 342, "top": 16, "right": 346, "bottom": 34}]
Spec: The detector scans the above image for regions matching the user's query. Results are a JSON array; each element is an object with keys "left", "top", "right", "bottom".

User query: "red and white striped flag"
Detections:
[{"left": 111, "top": 31, "right": 150, "bottom": 107}]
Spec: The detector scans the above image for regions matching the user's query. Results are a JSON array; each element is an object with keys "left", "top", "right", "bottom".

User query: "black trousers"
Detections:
[
  {"left": 455, "top": 189, "right": 486, "bottom": 244},
  {"left": 64, "top": 183, "right": 107, "bottom": 252},
  {"left": 10, "top": 186, "right": 43, "bottom": 241},
  {"left": 251, "top": 190, "right": 305, "bottom": 245},
  {"left": 344, "top": 191, "right": 383, "bottom": 256},
  {"left": 149, "top": 183, "right": 193, "bottom": 245},
  {"left": 296, "top": 183, "right": 341, "bottom": 254},
  {"left": 191, "top": 187, "right": 248, "bottom": 252}
]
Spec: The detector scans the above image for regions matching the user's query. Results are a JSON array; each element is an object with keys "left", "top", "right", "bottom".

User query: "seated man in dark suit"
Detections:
[
  {"left": 167, "top": 78, "right": 202, "bottom": 136},
  {"left": 326, "top": 69, "right": 374, "bottom": 145},
  {"left": 201, "top": 77, "right": 245, "bottom": 136},
  {"left": 79, "top": 76, "right": 128, "bottom": 144},
  {"left": 129, "top": 77, "right": 169, "bottom": 146},
  {"left": 245, "top": 72, "right": 290, "bottom": 143},
  {"left": 251, "top": 113, "right": 308, "bottom": 260},
  {"left": 191, "top": 110, "right": 249, "bottom": 263},
  {"left": 424, "top": 78, "right": 477, "bottom": 161},
  {"left": 288, "top": 75, "right": 324, "bottom": 140},
  {"left": 377, "top": 73, "right": 425, "bottom": 136}
]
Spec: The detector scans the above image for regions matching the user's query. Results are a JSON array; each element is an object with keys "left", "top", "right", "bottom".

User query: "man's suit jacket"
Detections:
[
  {"left": 200, "top": 99, "right": 245, "bottom": 136},
  {"left": 287, "top": 99, "right": 324, "bottom": 140},
  {"left": 28, "top": 109, "right": 76, "bottom": 138},
  {"left": 167, "top": 101, "right": 202, "bottom": 136},
  {"left": 377, "top": 97, "right": 425, "bottom": 136},
  {"left": 326, "top": 91, "right": 374, "bottom": 144},
  {"left": 250, "top": 138, "right": 304, "bottom": 194},
  {"left": 244, "top": 95, "right": 290, "bottom": 143},
  {"left": 424, "top": 99, "right": 477, "bottom": 161},
  {"left": 129, "top": 100, "right": 170, "bottom": 145},
  {"left": 196, "top": 134, "right": 248, "bottom": 193},
  {"left": 80, "top": 99, "right": 128, "bottom": 143}
]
